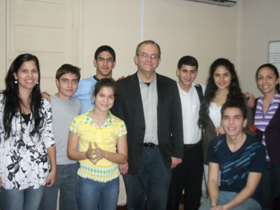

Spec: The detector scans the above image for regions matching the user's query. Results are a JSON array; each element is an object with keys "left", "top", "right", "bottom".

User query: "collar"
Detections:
[
  {"left": 259, "top": 92, "right": 280, "bottom": 103},
  {"left": 137, "top": 72, "right": 157, "bottom": 85},
  {"left": 93, "top": 75, "right": 99, "bottom": 81},
  {"left": 82, "top": 108, "right": 116, "bottom": 129},
  {"left": 177, "top": 82, "right": 196, "bottom": 93}
]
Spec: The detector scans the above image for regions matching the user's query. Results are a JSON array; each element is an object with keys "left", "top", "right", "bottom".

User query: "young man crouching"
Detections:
[{"left": 199, "top": 100, "right": 265, "bottom": 210}]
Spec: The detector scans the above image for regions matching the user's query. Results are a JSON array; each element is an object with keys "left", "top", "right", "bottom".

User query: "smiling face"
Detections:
[
  {"left": 177, "top": 65, "right": 198, "bottom": 89},
  {"left": 257, "top": 67, "right": 280, "bottom": 95},
  {"left": 13, "top": 60, "right": 39, "bottom": 93},
  {"left": 213, "top": 66, "right": 232, "bottom": 91},
  {"left": 93, "top": 86, "right": 115, "bottom": 112},
  {"left": 222, "top": 107, "right": 247, "bottom": 138},
  {"left": 94, "top": 51, "right": 116, "bottom": 79},
  {"left": 56, "top": 73, "right": 79, "bottom": 100},
  {"left": 134, "top": 43, "right": 161, "bottom": 75}
]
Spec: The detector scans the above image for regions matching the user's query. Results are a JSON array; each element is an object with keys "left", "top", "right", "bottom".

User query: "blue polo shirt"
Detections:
[{"left": 73, "top": 76, "right": 99, "bottom": 114}]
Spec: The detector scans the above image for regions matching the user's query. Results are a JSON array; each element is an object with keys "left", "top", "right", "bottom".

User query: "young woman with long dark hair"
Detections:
[
  {"left": 0, "top": 54, "right": 56, "bottom": 210},
  {"left": 198, "top": 58, "right": 255, "bottom": 184}
]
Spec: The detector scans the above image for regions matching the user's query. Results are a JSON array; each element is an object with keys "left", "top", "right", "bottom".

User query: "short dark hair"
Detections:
[
  {"left": 94, "top": 45, "right": 116, "bottom": 61},
  {"left": 94, "top": 78, "right": 119, "bottom": 99},
  {"left": 177, "top": 55, "right": 198, "bottom": 70},
  {"left": 135, "top": 40, "right": 161, "bottom": 58},
  {"left": 256, "top": 63, "right": 279, "bottom": 93},
  {"left": 56, "top": 64, "right": 81, "bottom": 81},
  {"left": 221, "top": 100, "right": 247, "bottom": 119}
]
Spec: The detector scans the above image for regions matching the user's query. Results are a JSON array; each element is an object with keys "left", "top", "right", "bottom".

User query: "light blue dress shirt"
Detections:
[{"left": 73, "top": 76, "right": 98, "bottom": 114}]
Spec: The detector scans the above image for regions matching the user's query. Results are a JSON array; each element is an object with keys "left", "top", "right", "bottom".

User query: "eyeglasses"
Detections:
[{"left": 138, "top": 54, "right": 159, "bottom": 60}]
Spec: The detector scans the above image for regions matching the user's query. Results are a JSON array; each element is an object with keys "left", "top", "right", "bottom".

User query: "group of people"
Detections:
[{"left": 0, "top": 40, "right": 279, "bottom": 210}]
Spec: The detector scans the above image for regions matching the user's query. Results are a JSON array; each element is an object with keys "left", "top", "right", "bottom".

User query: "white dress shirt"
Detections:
[{"left": 177, "top": 82, "right": 205, "bottom": 145}]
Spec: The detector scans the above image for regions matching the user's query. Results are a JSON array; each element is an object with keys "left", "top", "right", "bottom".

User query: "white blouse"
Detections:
[
  {"left": 209, "top": 102, "right": 222, "bottom": 129},
  {"left": 0, "top": 94, "right": 55, "bottom": 190}
]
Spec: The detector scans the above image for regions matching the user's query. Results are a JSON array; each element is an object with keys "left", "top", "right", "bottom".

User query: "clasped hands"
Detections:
[{"left": 86, "top": 142, "right": 104, "bottom": 165}]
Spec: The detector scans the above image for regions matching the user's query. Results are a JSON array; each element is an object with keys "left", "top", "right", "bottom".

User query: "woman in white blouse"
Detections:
[
  {"left": 198, "top": 58, "right": 255, "bottom": 185},
  {"left": 0, "top": 54, "right": 56, "bottom": 210}
]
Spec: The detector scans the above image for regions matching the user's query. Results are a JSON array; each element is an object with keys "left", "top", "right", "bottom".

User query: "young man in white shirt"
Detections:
[{"left": 167, "top": 56, "right": 204, "bottom": 210}]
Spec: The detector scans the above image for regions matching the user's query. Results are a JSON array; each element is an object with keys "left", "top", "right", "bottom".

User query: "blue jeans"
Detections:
[
  {"left": 0, "top": 186, "right": 44, "bottom": 210},
  {"left": 199, "top": 191, "right": 261, "bottom": 210},
  {"left": 77, "top": 176, "right": 119, "bottom": 210},
  {"left": 262, "top": 162, "right": 280, "bottom": 210},
  {"left": 123, "top": 146, "right": 172, "bottom": 210},
  {"left": 39, "top": 162, "right": 79, "bottom": 210}
]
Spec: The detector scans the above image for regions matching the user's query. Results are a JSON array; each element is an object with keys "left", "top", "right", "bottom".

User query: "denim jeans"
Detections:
[
  {"left": 123, "top": 146, "right": 172, "bottom": 210},
  {"left": 39, "top": 162, "right": 79, "bottom": 210},
  {"left": 199, "top": 191, "right": 261, "bottom": 210},
  {"left": 262, "top": 162, "right": 280, "bottom": 210},
  {"left": 0, "top": 185, "right": 44, "bottom": 210},
  {"left": 77, "top": 176, "right": 119, "bottom": 210}
]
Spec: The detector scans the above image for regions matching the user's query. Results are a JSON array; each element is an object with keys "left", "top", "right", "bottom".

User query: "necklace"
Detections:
[{"left": 216, "top": 94, "right": 227, "bottom": 103}]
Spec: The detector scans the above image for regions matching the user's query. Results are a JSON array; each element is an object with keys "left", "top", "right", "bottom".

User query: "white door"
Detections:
[{"left": 6, "top": 0, "right": 81, "bottom": 94}]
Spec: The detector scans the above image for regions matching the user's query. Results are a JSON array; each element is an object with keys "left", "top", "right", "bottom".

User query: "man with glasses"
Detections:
[{"left": 112, "top": 40, "right": 184, "bottom": 209}]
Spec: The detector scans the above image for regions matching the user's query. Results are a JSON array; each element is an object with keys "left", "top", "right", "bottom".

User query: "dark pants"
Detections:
[
  {"left": 123, "top": 146, "right": 172, "bottom": 210},
  {"left": 262, "top": 162, "right": 280, "bottom": 210},
  {"left": 167, "top": 142, "right": 203, "bottom": 210}
]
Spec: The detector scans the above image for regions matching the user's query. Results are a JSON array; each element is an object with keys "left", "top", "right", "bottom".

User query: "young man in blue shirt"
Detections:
[{"left": 73, "top": 45, "right": 116, "bottom": 113}]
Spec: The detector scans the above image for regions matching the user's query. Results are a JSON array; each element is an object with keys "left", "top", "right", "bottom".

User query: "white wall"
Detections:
[
  {"left": 0, "top": 0, "right": 6, "bottom": 91},
  {"left": 82, "top": 0, "right": 142, "bottom": 79},
  {"left": 81, "top": 0, "right": 239, "bottom": 85},
  {"left": 2, "top": 0, "right": 277, "bottom": 95},
  {"left": 239, "top": 0, "right": 280, "bottom": 96}
]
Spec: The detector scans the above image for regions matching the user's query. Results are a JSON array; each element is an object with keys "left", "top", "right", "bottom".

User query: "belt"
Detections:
[
  {"left": 184, "top": 140, "right": 202, "bottom": 149},
  {"left": 143, "top": 143, "right": 157, "bottom": 148}
]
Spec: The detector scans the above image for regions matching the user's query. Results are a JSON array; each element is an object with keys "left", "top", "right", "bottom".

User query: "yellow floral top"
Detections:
[{"left": 69, "top": 109, "right": 127, "bottom": 182}]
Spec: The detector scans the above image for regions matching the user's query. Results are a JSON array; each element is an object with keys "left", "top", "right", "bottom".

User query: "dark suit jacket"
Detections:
[{"left": 111, "top": 72, "right": 184, "bottom": 175}]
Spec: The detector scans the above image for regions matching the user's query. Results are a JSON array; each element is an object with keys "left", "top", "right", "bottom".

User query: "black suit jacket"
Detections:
[{"left": 111, "top": 72, "right": 183, "bottom": 175}]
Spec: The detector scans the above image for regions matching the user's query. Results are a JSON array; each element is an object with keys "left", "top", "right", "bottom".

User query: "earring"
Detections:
[
  {"left": 37, "top": 82, "right": 39, "bottom": 84},
  {"left": 14, "top": 80, "right": 18, "bottom": 84}
]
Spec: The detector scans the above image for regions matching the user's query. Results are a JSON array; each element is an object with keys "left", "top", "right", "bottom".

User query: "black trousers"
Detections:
[{"left": 167, "top": 142, "right": 203, "bottom": 210}]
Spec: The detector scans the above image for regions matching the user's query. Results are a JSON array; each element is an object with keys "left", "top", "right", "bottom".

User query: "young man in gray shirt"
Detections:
[{"left": 39, "top": 64, "right": 82, "bottom": 210}]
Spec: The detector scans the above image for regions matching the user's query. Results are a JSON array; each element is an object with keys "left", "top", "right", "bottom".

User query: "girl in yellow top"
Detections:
[{"left": 67, "top": 78, "right": 127, "bottom": 210}]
